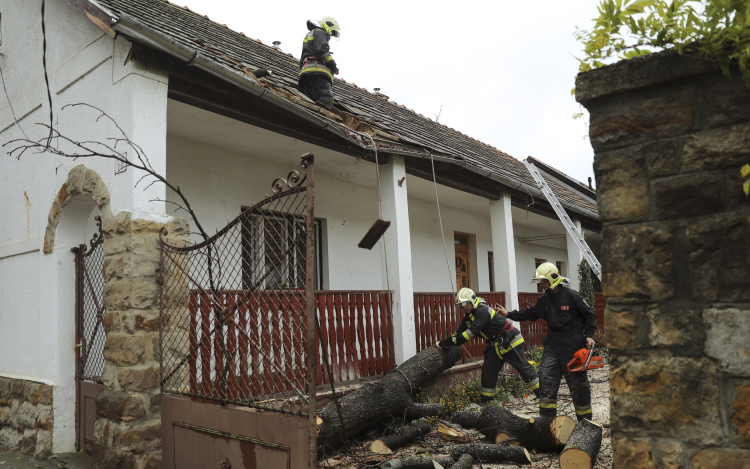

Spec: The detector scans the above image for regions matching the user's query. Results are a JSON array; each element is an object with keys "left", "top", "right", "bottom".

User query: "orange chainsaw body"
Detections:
[{"left": 567, "top": 348, "right": 604, "bottom": 372}]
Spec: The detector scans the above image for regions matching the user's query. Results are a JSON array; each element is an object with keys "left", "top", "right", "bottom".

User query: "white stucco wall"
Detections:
[{"left": 0, "top": 0, "right": 169, "bottom": 453}]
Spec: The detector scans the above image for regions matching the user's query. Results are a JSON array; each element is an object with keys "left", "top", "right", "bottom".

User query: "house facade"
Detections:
[{"left": 0, "top": 0, "right": 601, "bottom": 465}]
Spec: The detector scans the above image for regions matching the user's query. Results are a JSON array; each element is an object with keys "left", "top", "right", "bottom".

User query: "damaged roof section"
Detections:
[{"left": 91, "top": 0, "right": 597, "bottom": 217}]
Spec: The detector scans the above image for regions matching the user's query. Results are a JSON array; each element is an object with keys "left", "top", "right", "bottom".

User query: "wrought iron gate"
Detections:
[
  {"left": 73, "top": 215, "right": 106, "bottom": 452},
  {"left": 159, "top": 154, "right": 318, "bottom": 469}
]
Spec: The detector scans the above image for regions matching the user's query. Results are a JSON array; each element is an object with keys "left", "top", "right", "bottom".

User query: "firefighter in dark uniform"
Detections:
[
  {"left": 496, "top": 262, "right": 597, "bottom": 421},
  {"left": 438, "top": 288, "right": 540, "bottom": 403},
  {"left": 299, "top": 16, "right": 341, "bottom": 109}
]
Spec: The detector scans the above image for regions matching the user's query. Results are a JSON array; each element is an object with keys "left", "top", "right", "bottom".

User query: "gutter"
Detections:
[{"left": 82, "top": 5, "right": 599, "bottom": 223}]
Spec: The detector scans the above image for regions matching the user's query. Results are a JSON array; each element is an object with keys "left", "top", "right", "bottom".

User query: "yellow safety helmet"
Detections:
[
  {"left": 319, "top": 16, "right": 341, "bottom": 38},
  {"left": 532, "top": 262, "right": 564, "bottom": 288},
  {"left": 456, "top": 287, "right": 479, "bottom": 308}
]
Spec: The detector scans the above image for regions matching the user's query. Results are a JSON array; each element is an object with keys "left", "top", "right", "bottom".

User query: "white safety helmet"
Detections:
[
  {"left": 319, "top": 16, "right": 341, "bottom": 38},
  {"left": 455, "top": 287, "right": 479, "bottom": 308},
  {"left": 532, "top": 262, "right": 569, "bottom": 288}
]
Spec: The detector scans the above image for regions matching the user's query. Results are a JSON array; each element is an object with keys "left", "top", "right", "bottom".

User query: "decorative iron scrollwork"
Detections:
[
  {"left": 81, "top": 215, "right": 104, "bottom": 255},
  {"left": 271, "top": 170, "right": 306, "bottom": 194}
]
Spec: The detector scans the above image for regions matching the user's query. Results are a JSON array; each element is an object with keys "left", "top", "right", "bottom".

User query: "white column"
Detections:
[
  {"left": 566, "top": 218, "right": 584, "bottom": 292},
  {"left": 380, "top": 155, "right": 416, "bottom": 364},
  {"left": 490, "top": 195, "right": 519, "bottom": 311}
]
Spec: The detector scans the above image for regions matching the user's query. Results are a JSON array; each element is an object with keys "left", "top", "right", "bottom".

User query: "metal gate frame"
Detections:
[
  {"left": 158, "top": 154, "right": 318, "bottom": 468},
  {"left": 72, "top": 215, "right": 106, "bottom": 452}
]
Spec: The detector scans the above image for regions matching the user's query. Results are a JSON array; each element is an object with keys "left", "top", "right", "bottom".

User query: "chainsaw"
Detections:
[{"left": 567, "top": 347, "right": 604, "bottom": 372}]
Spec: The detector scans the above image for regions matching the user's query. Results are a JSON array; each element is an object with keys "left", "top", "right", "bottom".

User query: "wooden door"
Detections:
[{"left": 455, "top": 234, "right": 471, "bottom": 289}]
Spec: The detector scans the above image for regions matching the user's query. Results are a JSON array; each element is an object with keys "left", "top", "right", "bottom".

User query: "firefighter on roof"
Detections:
[
  {"left": 438, "top": 288, "right": 540, "bottom": 403},
  {"left": 299, "top": 16, "right": 341, "bottom": 110},
  {"left": 496, "top": 262, "right": 597, "bottom": 421}
]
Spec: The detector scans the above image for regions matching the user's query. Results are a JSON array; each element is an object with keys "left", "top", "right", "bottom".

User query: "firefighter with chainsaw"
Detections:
[
  {"left": 438, "top": 288, "right": 540, "bottom": 403},
  {"left": 496, "top": 262, "right": 598, "bottom": 421},
  {"left": 299, "top": 16, "right": 341, "bottom": 109}
]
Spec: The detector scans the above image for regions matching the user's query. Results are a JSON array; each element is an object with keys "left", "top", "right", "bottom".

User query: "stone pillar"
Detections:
[
  {"left": 577, "top": 51, "right": 750, "bottom": 467},
  {"left": 95, "top": 214, "right": 188, "bottom": 469},
  {"left": 380, "top": 155, "right": 416, "bottom": 364},
  {"left": 565, "top": 218, "right": 584, "bottom": 292},
  {"left": 489, "top": 195, "right": 519, "bottom": 311}
]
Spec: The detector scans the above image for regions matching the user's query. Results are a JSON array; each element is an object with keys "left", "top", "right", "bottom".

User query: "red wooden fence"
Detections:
[
  {"left": 188, "top": 290, "right": 394, "bottom": 398},
  {"left": 413, "top": 292, "right": 506, "bottom": 359}
]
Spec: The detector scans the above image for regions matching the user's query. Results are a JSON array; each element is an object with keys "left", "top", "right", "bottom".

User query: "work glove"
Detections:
[{"left": 438, "top": 336, "right": 456, "bottom": 348}]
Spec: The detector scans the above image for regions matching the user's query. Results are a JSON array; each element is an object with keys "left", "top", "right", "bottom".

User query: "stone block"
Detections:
[
  {"left": 112, "top": 419, "right": 161, "bottom": 450},
  {"left": 115, "top": 212, "right": 133, "bottom": 235},
  {"left": 593, "top": 145, "right": 649, "bottom": 222},
  {"left": 124, "top": 253, "right": 159, "bottom": 280},
  {"left": 653, "top": 439, "right": 687, "bottom": 469},
  {"left": 30, "top": 384, "right": 52, "bottom": 406},
  {"left": 132, "top": 219, "right": 164, "bottom": 234},
  {"left": 66, "top": 165, "right": 86, "bottom": 193},
  {"left": 21, "top": 382, "right": 41, "bottom": 402},
  {"left": 605, "top": 307, "right": 640, "bottom": 349},
  {"left": 130, "top": 280, "right": 158, "bottom": 310},
  {"left": 601, "top": 224, "right": 673, "bottom": 301},
  {"left": 646, "top": 139, "right": 681, "bottom": 178},
  {"left": 134, "top": 313, "right": 160, "bottom": 333},
  {"left": 690, "top": 448, "right": 750, "bottom": 468},
  {"left": 686, "top": 212, "right": 750, "bottom": 302},
  {"left": 105, "top": 280, "right": 132, "bottom": 310},
  {"left": 0, "top": 405, "right": 9, "bottom": 425},
  {"left": 0, "top": 426, "right": 23, "bottom": 449},
  {"left": 19, "top": 428, "right": 37, "bottom": 454},
  {"left": 648, "top": 307, "right": 704, "bottom": 349},
  {"left": 103, "top": 236, "right": 132, "bottom": 256},
  {"left": 34, "top": 429, "right": 51, "bottom": 460},
  {"left": 95, "top": 416, "right": 112, "bottom": 447},
  {"left": 731, "top": 385, "right": 750, "bottom": 444},
  {"left": 167, "top": 217, "right": 189, "bottom": 236},
  {"left": 11, "top": 401, "right": 38, "bottom": 428},
  {"left": 682, "top": 123, "right": 750, "bottom": 172},
  {"left": 610, "top": 355, "right": 722, "bottom": 444},
  {"left": 82, "top": 169, "right": 110, "bottom": 206},
  {"left": 613, "top": 437, "right": 656, "bottom": 469},
  {"left": 652, "top": 172, "right": 725, "bottom": 219},
  {"left": 96, "top": 390, "right": 146, "bottom": 423},
  {"left": 588, "top": 90, "right": 694, "bottom": 152},
  {"left": 35, "top": 405, "right": 53, "bottom": 430},
  {"left": 104, "top": 256, "right": 125, "bottom": 282},
  {"left": 138, "top": 452, "right": 162, "bottom": 469},
  {"left": 118, "top": 366, "right": 160, "bottom": 392},
  {"left": 704, "top": 309, "right": 750, "bottom": 376},
  {"left": 102, "top": 365, "right": 119, "bottom": 390},
  {"left": 148, "top": 393, "right": 161, "bottom": 415},
  {"left": 104, "top": 334, "right": 148, "bottom": 366},
  {"left": 103, "top": 312, "right": 119, "bottom": 333},
  {"left": 702, "top": 71, "right": 750, "bottom": 128}
]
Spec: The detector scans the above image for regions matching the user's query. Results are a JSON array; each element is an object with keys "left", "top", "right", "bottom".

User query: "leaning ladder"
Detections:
[{"left": 522, "top": 158, "right": 601, "bottom": 280}]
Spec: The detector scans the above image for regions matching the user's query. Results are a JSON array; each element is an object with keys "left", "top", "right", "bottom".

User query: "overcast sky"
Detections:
[{"left": 179, "top": 0, "right": 599, "bottom": 186}]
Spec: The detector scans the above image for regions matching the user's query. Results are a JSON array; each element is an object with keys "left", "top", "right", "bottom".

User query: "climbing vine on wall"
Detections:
[
  {"left": 578, "top": 259, "right": 596, "bottom": 311},
  {"left": 574, "top": 0, "right": 750, "bottom": 89}
]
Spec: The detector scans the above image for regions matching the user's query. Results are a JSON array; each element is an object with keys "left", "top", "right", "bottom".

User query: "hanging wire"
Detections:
[
  {"left": 0, "top": 63, "right": 29, "bottom": 141},
  {"left": 430, "top": 153, "right": 455, "bottom": 293}
]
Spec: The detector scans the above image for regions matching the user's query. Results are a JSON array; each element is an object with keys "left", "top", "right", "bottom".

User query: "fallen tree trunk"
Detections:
[
  {"left": 559, "top": 419, "right": 602, "bottom": 469},
  {"left": 451, "top": 453, "right": 474, "bottom": 469},
  {"left": 371, "top": 422, "right": 432, "bottom": 454},
  {"left": 317, "top": 345, "right": 462, "bottom": 451},
  {"left": 381, "top": 456, "right": 455, "bottom": 469},
  {"left": 403, "top": 402, "right": 443, "bottom": 419},
  {"left": 438, "top": 420, "right": 471, "bottom": 442},
  {"left": 478, "top": 405, "right": 576, "bottom": 451},
  {"left": 450, "top": 409, "right": 481, "bottom": 429},
  {"left": 446, "top": 443, "right": 531, "bottom": 464}
]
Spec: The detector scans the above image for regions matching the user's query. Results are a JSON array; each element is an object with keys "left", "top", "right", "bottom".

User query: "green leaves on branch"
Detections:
[
  {"left": 575, "top": 0, "right": 750, "bottom": 89},
  {"left": 742, "top": 163, "right": 750, "bottom": 197}
]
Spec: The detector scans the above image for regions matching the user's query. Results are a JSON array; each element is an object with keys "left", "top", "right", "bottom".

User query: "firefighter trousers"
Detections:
[
  {"left": 538, "top": 347, "right": 592, "bottom": 421},
  {"left": 300, "top": 74, "right": 333, "bottom": 107},
  {"left": 480, "top": 336, "right": 539, "bottom": 403}
]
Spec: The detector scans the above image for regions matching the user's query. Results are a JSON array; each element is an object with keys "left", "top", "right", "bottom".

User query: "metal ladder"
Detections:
[{"left": 522, "top": 158, "right": 601, "bottom": 280}]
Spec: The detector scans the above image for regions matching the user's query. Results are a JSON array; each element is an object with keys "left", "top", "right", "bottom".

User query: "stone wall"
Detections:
[
  {"left": 577, "top": 51, "right": 750, "bottom": 467},
  {"left": 94, "top": 214, "right": 189, "bottom": 469},
  {"left": 0, "top": 377, "right": 53, "bottom": 459}
]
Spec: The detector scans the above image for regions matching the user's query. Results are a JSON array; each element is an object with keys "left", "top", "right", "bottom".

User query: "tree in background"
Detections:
[
  {"left": 574, "top": 0, "right": 750, "bottom": 89},
  {"left": 578, "top": 259, "right": 596, "bottom": 311}
]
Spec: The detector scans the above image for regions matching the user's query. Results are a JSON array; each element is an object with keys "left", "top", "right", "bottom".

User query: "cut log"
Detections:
[
  {"left": 445, "top": 443, "right": 531, "bottom": 464},
  {"left": 478, "top": 405, "right": 576, "bottom": 451},
  {"left": 437, "top": 420, "right": 471, "bottom": 442},
  {"left": 380, "top": 456, "right": 455, "bottom": 469},
  {"left": 371, "top": 422, "right": 432, "bottom": 454},
  {"left": 317, "top": 345, "right": 462, "bottom": 451},
  {"left": 559, "top": 419, "right": 603, "bottom": 469},
  {"left": 451, "top": 453, "right": 474, "bottom": 469},
  {"left": 450, "top": 410, "right": 481, "bottom": 429},
  {"left": 404, "top": 402, "right": 444, "bottom": 419}
]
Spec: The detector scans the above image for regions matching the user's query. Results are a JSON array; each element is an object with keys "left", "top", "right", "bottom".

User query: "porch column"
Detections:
[
  {"left": 380, "top": 155, "right": 416, "bottom": 364},
  {"left": 566, "top": 218, "right": 584, "bottom": 292},
  {"left": 490, "top": 195, "right": 519, "bottom": 311}
]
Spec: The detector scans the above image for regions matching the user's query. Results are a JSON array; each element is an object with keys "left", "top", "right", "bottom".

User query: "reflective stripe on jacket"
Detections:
[
  {"left": 454, "top": 300, "right": 517, "bottom": 345},
  {"left": 299, "top": 28, "right": 337, "bottom": 82}
]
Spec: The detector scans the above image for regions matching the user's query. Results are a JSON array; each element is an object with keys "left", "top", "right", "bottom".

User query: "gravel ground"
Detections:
[{"left": 320, "top": 364, "right": 612, "bottom": 468}]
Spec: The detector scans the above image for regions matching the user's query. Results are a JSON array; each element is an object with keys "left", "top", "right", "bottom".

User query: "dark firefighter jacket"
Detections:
[
  {"left": 454, "top": 300, "right": 518, "bottom": 346},
  {"left": 299, "top": 22, "right": 338, "bottom": 82},
  {"left": 507, "top": 287, "right": 596, "bottom": 362}
]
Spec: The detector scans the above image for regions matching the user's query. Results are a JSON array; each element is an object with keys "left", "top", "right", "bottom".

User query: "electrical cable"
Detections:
[
  {"left": 41, "top": 0, "right": 54, "bottom": 149},
  {"left": 0, "top": 63, "right": 30, "bottom": 141},
  {"left": 430, "top": 153, "right": 455, "bottom": 293}
]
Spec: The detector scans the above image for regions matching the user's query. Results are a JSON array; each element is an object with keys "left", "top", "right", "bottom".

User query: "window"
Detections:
[
  {"left": 488, "top": 252, "right": 495, "bottom": 292},
  {"left": 535, "top": 258, "right": 547, "bottom": 293},
  {"left": 240, "top": 209, "right": 323, "bottom": 290},
  {"left": 454, "top": 234, "right": 470, "bottom": 289}
]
